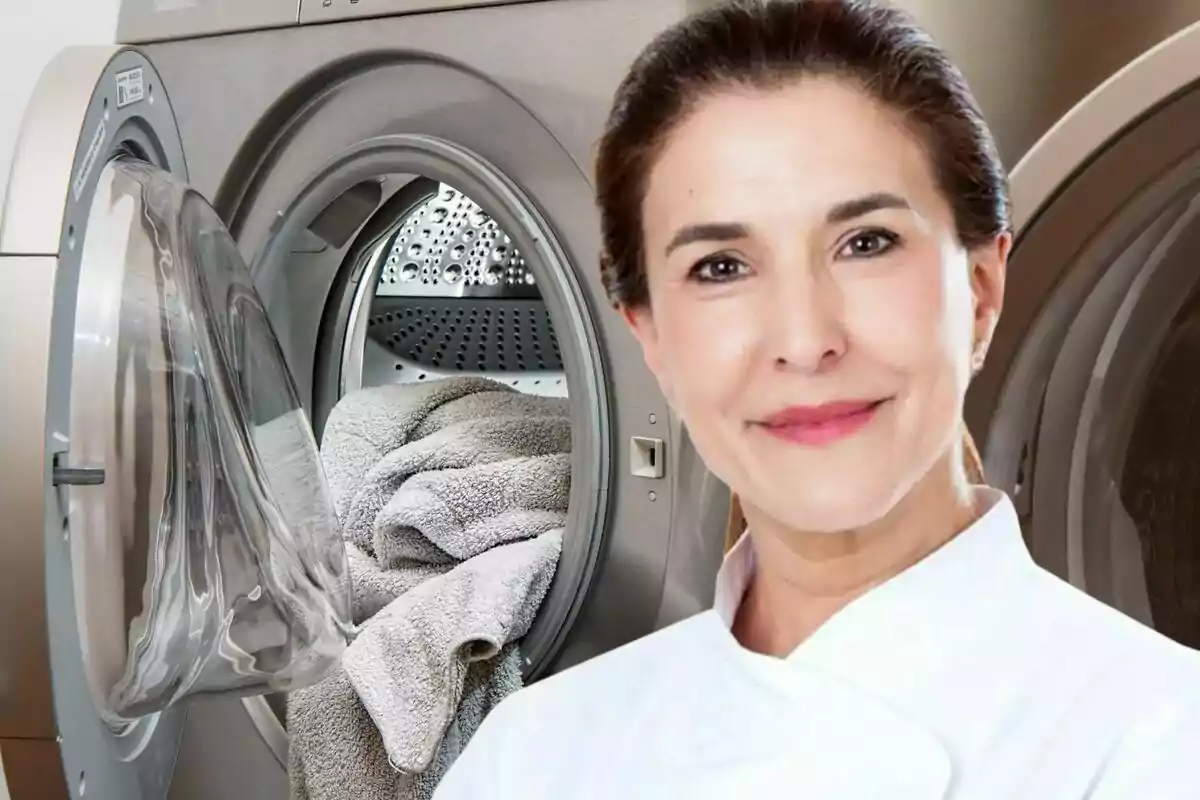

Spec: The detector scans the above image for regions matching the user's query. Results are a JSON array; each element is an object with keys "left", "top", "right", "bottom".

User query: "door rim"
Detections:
[
  {"left": 0, "top": 45, "right": 190, "bottom": 800},
  {"left": 974, "top": 20, "right": 1200, "bottom": 594},
  {"left": 247, "top": 132, "right": 614, "bottom": 685},
  {"left": 977, "top": 18, "right": 1200, "bottom": 470}
]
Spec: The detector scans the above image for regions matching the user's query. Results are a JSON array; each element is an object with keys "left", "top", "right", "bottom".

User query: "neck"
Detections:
[{"left": 732, "top": 454, "right": 981, "bottom": 657}]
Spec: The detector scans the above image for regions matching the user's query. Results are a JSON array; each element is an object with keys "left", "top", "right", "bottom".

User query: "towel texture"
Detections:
[
  {"left": 376, "top": 451, "right": 571, "bottom": 566},
  {"left": 321, "top": 378, "right": 500, "bottom": 555},
  {"left": 345, "top": 542, "right": 450, "bottom": 626},
  {"left": 321, "top": 379, "right": 569, "bottom": 557},
  {"left": 288, "top": 645, "right": 524, "bottom": 800},
  {"left": 346, "top": 529, "right": 563, "bottom": 773},
  {"left": 287, "top": 377, "right": 570, "bottom": 800},
  {"left": 368, "top": 412, "right": 571, "bottom": 566}
]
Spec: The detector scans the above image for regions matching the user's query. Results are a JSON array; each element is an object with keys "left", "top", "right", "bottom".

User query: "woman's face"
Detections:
[{"left": 625, "top": 77, "right": 1008, "bottom": 534}]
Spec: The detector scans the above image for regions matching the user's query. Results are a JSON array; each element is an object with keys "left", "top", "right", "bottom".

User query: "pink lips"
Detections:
[{"left": 759, "top": 399, "right": 886, "bottom": 446}]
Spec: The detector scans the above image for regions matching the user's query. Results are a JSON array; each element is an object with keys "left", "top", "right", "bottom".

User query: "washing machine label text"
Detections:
[
  {"left": 116, "top": 68, "right": 146, "bottom": 109},
  {"left": 72, "top": 120, "right": 107, "bottom": 203}
]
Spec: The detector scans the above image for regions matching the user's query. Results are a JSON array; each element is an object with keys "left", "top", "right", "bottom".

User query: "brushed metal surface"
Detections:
[
  {"left": 898, "top": 0, "right": 1200, "bottom": 166},
  {"left": 142, "top": 0, "right": 701, "bottom": 678},
  {"left": 300, "top": 0, "right": 541, "bottom": 24},
  {"left": 0, "top": 47, "right": 117, "bottom": 256},
  {"left": 965, "top": 18, "right": 1200, "bottom": 623},
  {"left": 117, "top": 0, "right": 298, "bottom": 43},
  {"left": 0, "top": 256, "right": 59, "bottom": 742},
  {"left": 121, "top": 3, "right": 704, "bottom": 796},
  {"left": 972, "top": 20, "right": 1200, "bottom": 450},
  {"left": 1008, "top": 19, "right": 1200, "bottom": 230}
]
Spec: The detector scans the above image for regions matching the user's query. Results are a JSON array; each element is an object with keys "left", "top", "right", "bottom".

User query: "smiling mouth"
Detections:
[{"left": 756, "top": 398, "right": 890, "bottom": 447}]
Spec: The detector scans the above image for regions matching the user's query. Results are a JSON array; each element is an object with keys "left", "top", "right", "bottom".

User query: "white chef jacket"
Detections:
[{"left": 433, "top": 488, "right": 1200, "bottom": 799}]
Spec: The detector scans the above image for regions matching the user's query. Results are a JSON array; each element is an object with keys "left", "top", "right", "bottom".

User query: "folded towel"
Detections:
[
  {"left": 431, "top": 644, "right": 525, "bottom": 773},
  {"left": 362, "top": 413, "right": 573, "bottom": 503},
  {"left": 289, "top": 669, "right": 396, "bottom": 800},
  {"left": 287, "top": 645, "right": 523, "bottom": 800},
  {"left": 345, "top": 529, "right": 563, "bottom": 774},
  {"left": 375, "top": 451, "right": 571, "bottom": 567},
  {"left": 416, "top": 389, "right": 569, "bottom": 439},
  {"left": 362, "top": 412, "right": 571, "bottom": 567},
  {"left": 345, "top": 543, "right": 451, "bottom": 626},
  {"left": 320, "top": 378, "right": 506, "bottom": 555},
  {"left": 336, "top": 385, "right": 570, "bottom": 559}
]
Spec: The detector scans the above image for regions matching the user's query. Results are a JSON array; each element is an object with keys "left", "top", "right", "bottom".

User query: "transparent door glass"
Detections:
[{"left": 67, "top": 158, "right": 352, "bottom": 723}]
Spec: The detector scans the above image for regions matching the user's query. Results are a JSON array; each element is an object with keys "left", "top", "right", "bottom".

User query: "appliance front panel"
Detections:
[
  {"left": 897, "top": 0, "right": 1200, "bottom": 166},
  {"left": 299, "top": 0, "right": 545, "bottom": 24},
  {"left": 1, "top": 47, "right": 191, "bottom": 800},
  {"left": 116, "top": 0, "right": 299, "bottom": 44}
]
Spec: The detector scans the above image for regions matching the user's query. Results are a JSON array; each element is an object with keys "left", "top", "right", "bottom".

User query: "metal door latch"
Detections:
[{"left": 53, "top": 466, "right": 106, "bottom": 486}]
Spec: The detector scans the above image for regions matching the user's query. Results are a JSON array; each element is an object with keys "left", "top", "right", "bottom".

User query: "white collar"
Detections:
[{"left": 712, "top": 488, "right": 1036, "bottom": 686}]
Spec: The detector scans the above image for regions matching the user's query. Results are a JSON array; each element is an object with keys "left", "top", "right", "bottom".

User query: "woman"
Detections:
[{"left": 435, "top": 1, "right": 1200, "bottom": 797}]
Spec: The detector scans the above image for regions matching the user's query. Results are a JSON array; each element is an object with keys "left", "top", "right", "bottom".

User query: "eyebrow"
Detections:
[
  {"left": 665, "top": 222, "right": 750, "bottom": 256},
  {"left": 663, "top": 191, "right": 912, "bottom": 257},
  {"left": 826, "top": 192, "right": 911, "bottom": 223}
]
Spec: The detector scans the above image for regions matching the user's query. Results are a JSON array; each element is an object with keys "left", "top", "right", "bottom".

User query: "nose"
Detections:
[{"left": 766, "top": 268, "right": 847, "bottom": 373}]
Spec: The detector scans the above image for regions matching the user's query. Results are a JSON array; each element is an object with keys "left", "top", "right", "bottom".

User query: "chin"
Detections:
[{"left": 758, "top": 470, "right": 906, "bottom": 534}]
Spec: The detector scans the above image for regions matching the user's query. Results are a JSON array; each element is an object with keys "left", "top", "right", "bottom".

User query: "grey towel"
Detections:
[
  {"left": 321, "top": 378, "right": 570, "bottom": 557},
  {"left": 288, "top": 645, "right": 523, "bottom": 800},
  {"left": 418, "top": 389, "right": 569, "bottom": 437},
  {"left": 365, "top": 411, "right": 572, "bottom": 567},
  {"left": 345, "top": 543, "right": 451, "bottom": 626},
  {"left": 320, "top": 378, "right": 505, "bottom": 555},
  {"left": 344, "top": 529, "right": 563, "bottom": 774},
  {"left": 375, "top": 451, "right": 571, "bottom": 567},
  {"left": 289, "top": 378, "right": 570, "bottom": 799}
]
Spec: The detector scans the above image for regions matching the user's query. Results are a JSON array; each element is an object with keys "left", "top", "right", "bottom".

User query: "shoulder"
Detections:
[
  {"left": 962, "top": 563, "right": 1200, "bottom": 794},
  {"left": 433, "top": 613, "right": 728, "bottom": 798},
  {"left": 1024, "top": 563, "right": 1199, "bottom": 676},
  {"left": 1024, "top": 565, "right": 1200, "bottom": 770},
  {"left": 1087, "top": 640, "right": 1200, "bottom": 798}
]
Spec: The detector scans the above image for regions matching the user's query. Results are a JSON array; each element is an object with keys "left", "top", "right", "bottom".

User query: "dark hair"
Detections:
[{"left": 595, "top": 0, "right": 1010, "bottom": 309}]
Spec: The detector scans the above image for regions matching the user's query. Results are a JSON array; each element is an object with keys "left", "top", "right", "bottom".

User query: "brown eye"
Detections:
[
  {"left": 838, "top": 229, "right": 899, "bottom": 259},
  {"left": 690, "top": 256, "right": 749, "bottom": 283}
]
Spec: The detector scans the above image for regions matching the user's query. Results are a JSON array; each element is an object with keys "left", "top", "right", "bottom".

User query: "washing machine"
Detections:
[
  {"left": 909, "top": 2, "right": 1200, "bottom": 671},
  {"left": 0, "top": 1, "right": 733, "bottom": 798}
]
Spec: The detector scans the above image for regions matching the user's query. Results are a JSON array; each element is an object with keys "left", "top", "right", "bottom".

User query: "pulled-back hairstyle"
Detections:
[{"left": 595, "top": 0, "right": 1009, "bottom": 485}]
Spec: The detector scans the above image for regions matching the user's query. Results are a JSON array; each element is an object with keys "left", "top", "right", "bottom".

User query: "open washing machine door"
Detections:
[
  {"left": 969, "top": 20, "right": 1200, "bottom": 651},
  {"left": 0, "top": 47, "right": 360, "bottom": 799}
]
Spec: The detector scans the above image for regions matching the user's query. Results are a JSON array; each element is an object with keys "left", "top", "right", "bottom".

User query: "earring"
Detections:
[{"left": 971, "top": 343, "right": 988, "bottom": 375}]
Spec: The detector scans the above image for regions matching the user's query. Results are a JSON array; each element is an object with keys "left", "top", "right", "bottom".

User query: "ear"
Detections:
[
  {"left": 619, "top": 303, "right": 672, "bottom": 398},
  {"left": 969, "top": 231, "right": 1009, "bottom": 366}
]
